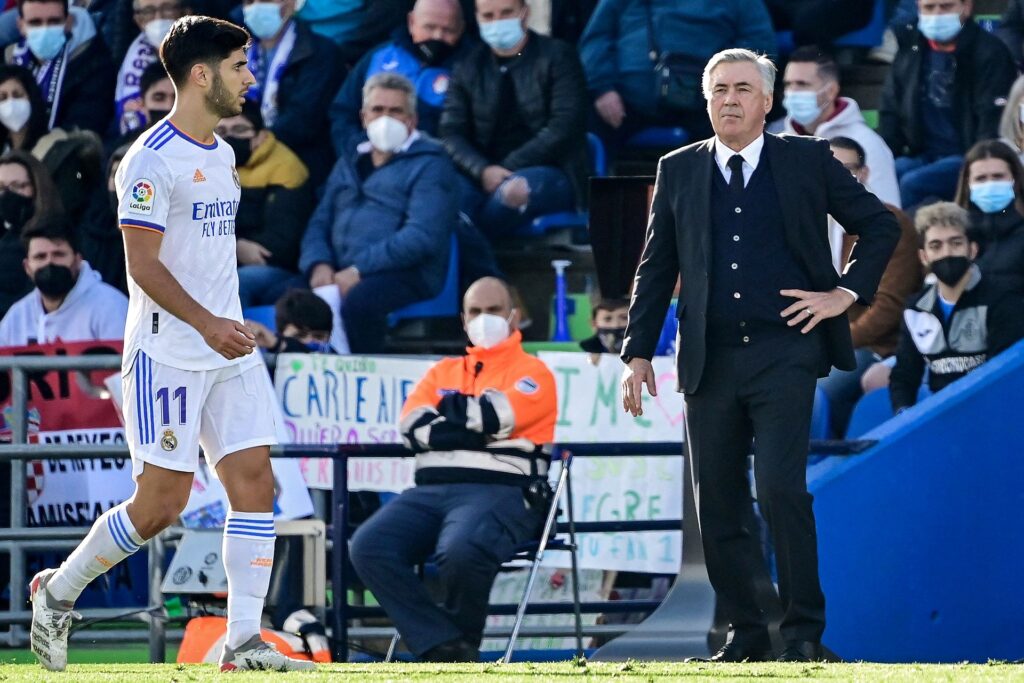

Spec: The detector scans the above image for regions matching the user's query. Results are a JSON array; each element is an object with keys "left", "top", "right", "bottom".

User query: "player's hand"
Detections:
[
  {"left": 237, "top": 238, "right": 271, "bottom": 266},
  {"left": 309, "top": 263, "right": 335, "bottom": 289},
  {"left": 622, "top": 358, "right": 656, "bottom": 417},
  {"left": 781, "top": 288, "right": 856, "bottom": 334},
  {"left": 482, "top": 165, "right": 513, "bottom": 194},
  {"left": 334, "top": 266, "right": 361, "bottom": 297},
  {"left": 200, "top": 316, "right": 257, "bottom": 360},
  {"left": 595, "top": 90, "right": 626, "bottom": 129}
]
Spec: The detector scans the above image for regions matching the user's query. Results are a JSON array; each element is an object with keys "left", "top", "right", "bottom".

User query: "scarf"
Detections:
[
  {"left": 10, "top": 39, "right": 68, "bottom": 130},
  {"left": 114, "top": 33, "right": 159, "bottom": 134},
  {"left": 245, "top": 20, "right": 296, "bottom": 128}
]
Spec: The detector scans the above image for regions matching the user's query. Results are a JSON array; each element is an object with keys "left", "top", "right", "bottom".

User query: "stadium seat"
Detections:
[
  {"left": 834, "top": 0, "right": 887, "bottom": 48},
  {"left": 626, "top": 127, "right": 690, "bottom": 149},
  {"left": 845, "top": 387, "right": 893, "bottom": 438},
  {"left": 520, "top": 133, "right": 607, "bottom": 238},
  {"left": 387, "top": 233, "right": 460, "bottom": 325},
  {"left": 242, "top": 304, "right": 276, "bottom": 332},
  {"left": 811, "top": 387, "right": 831, "bottom": 440}
]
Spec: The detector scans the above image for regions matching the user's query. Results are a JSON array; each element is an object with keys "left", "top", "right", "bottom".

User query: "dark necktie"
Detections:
[{"left": 728, "top": 154, "right": 745, "bottom": 194}]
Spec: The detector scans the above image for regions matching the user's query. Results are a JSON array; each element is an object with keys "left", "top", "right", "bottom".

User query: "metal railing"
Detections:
[{"left": 1, "top": 354, "right": 877, "bottom": 661}]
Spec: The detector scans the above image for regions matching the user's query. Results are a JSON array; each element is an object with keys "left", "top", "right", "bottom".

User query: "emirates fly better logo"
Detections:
[{"left": 127, "top": 178, "right": 155, "bottom": 215}]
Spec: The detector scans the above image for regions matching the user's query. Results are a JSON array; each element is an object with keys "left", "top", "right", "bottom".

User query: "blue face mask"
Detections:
[
  {"left": 243, "top": 2, "right": 285, "bottom": 40},
  {"left": 479, "top": 16, "right": 525, "bottom": 52},
  {"left": 782, "top": 90, "right": 823, "bottom": 126},
  {"left": 918, "top": 13, "right": 962, "bottom": 42},
  {"left": 304, "top": 340, "right": 330, "bottom": 353},
  {"left": 970, "top": 180, "right": 1016, "bottom": 214},
  {"left": 25, "top": 25, "right": 67, "bottom": 62}
]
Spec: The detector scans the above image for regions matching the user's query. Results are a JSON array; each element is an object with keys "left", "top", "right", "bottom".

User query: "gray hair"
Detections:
[
  {"left": 914, "top": 201, "right": 969, "bottom": 239},
  {"left": 702, "top": 48, "right": 777, "bottom": 100},
  {"left": 361, "top": 73, "right": 417, "bottom": 115}
]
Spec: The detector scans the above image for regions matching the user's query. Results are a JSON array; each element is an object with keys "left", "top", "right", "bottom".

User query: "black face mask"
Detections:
[
  {"left": 596, "top": 327, "right": 626, "bottom": 354},
  {"left": 0, "top": 190, "right": 34, "bottom": 234},
  {"left": 145, "top": 109, "right": 170, "bottom": 126},
  {"left": 33, "top": 263, "right": 76, "bottom": 298},
  {"left": 226, "top": 136, "right": 253, "bottom": 167},
  {"left": 930, "top": 255, "right": 972, "bottom": 286},
  {"left": 414, "top": 39, "right": 454, "bottom": 66}
]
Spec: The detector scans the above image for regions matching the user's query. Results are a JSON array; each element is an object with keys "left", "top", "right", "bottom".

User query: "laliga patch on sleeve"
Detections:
[
  {"left": 515, "top": 377, "right": 539, "bottom": 395},
  {"left": 126, "top": 178, "right": 156, "bottom": 215}
]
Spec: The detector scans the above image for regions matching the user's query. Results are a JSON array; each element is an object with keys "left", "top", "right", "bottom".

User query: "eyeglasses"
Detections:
[
  {"left": 133, "top": 3, "right": 183, "bottom": 21},
  {"left": 0, "top": 180, "right": 32, "bottom": 193}
]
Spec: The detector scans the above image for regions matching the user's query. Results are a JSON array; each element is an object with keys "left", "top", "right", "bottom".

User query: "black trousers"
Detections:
[{"left": 684, "top": 332, "right": 826, "bottom": 644}]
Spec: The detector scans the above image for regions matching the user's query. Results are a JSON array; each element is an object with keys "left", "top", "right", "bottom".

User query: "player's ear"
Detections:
[{"left": 190, "top": 63, "right": 210, "bottom": 89}]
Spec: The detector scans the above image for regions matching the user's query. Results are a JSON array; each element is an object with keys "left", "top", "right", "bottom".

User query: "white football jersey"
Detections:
[{"left": 116, "top": 119, "right": 246, "bottom": 371}]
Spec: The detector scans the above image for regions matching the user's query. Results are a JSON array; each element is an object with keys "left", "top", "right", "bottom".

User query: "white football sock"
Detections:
[
  {"left": 223, "top": 511, "right": 275, "bottom": 649},
  {"left": 47, "top": 502, "right": 145, "bottom": 605}
]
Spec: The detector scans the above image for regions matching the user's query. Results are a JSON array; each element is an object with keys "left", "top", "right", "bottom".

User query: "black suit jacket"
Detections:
[{"left": 621, "top": 133, "right": 901, "bottom": 394}]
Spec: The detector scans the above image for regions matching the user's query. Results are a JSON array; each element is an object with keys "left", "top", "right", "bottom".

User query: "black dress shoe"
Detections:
[
  {"left": 686, "top": 639, "right": 773, "bottom": 663},
  {"left": 778, "top": 640, "right": 823, "bottom": 662},
  {"left": 420, "top": 637, "right": 479, "bottom": 663}
]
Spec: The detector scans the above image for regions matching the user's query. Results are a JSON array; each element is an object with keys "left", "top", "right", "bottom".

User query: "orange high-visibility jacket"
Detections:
[{"left": 400, "top": 330, "right": 557, "bottom": 485}]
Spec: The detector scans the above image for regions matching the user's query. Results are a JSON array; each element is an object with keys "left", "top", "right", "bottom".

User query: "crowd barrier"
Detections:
[{"left": 1, "top": 354, "right": 875, "bottom": 662}]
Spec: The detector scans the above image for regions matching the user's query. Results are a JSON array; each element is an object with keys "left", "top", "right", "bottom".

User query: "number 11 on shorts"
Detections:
[{"left": 155, "top": 386, "right": 187, "bottom": 425}]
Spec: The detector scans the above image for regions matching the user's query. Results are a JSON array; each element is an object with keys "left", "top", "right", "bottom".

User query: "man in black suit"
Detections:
[{"left": 620, "top": 48, "right": 899, "bottom": 662}]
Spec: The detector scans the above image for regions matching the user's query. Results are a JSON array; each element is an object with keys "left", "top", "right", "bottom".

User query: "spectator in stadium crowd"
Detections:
[
  {"left": 998, "top": 75, "right": 1024, "bottom": 163},
  {"left": 114, "top": 0, "right": 188, "bottom": 135},
  {"left": 954, "top": 139, "right": 1024, "bottom": 295},
  {"left": 76, "top": 143, "right": 129, "bottom": 294},
  {"left": 441, "top": 0, "right": 588, "bottom": 239},
  {"left": 888, "top": 201, "right": 1024, "bottom": 412},
  {"left": 248, "top": 288, "right": 336, "bottom": 354},
  {"left": 300, "top": 73, "right": 458, "bottom": 353},
  {"left": 109, "top": 61, "right": 175, "bottom": 152},
  {"left": 0, "top": 218, "right": 128, "bottom": 347},
  {"left": 333, "top": 0, "right": 473, "bottom": 67},
  {"left": 879, "top": 0, "right": 1016, "bottom": 209},
  {"left": 0, "top": 149, "right": 62, "bottom": 318},
  {"left": 34, "top": 126, "right": 104, "bottom": 230},
  {"left": 579, "top": 0, "right": 775, "bottom": 151},
  {"left": 219, "top": 100, "right": 313, "bottom": 307},
  {"left": 818, "top": 137, "right": 922, "bottom": 437},
  {"left": 240, "top": 0, "right": 343, "bottom": 181},
  {"left": 579, "top": 297, "right": 628, "bottom": 358},
  {"left": 330, "top": 0, "right": 470, "bottom": 155},
  {"left": 4, "top": 0, "right": 115, "bottom": 135},
  {"left": 997, "top": 0, "right": 1024, "bottom": 66},
  {"left": 773, "top": 47, "right": 901, "bottom": 208},
  {"left": 0, "top": 64, "right": 48, "bottom": 154},
  {"left": 350, "top": 276, "right": 556, "bottom": 663},
  {"left": 765, "top": 0, "right": 878, "bottom": 48}
]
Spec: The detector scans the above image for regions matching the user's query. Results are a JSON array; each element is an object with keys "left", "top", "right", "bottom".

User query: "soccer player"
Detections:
[{"left": 28, "top": 16, "right": 313, "bottom": 673}]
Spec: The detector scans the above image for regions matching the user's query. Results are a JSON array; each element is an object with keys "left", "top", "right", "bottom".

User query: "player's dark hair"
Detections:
[
  {"left": 160, "top": 15, "right": 250, "bottom": 87},
  {"left": 21, "top": 215, "right": 78, "bottom": 253},
  {"left": 17, "top": 0, "right": 67, "bottom": 18},
  {"left": 139, "top": 61, "right": 171, "bottom": 98},
  {"left": 829, "top": 136, "right": 866, "bottom": 168},
  {"left": 591, "top": 297, "right": 629, "bottom": 321},
  {"left": 275, "top": 289, "right": 333, "bottom": 336}
]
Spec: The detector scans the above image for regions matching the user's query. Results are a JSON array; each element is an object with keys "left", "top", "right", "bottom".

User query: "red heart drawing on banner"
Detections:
[{"left": 651, "top": 371, "right": 684, "bottom": 427}]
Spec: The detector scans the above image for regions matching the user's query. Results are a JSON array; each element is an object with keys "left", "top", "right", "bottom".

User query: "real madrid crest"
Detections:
[
  {"left": 231, "top": 167, "right": 241, "bottom": 188},
  {"left": 161, "top": 429, "right": 178, "bottom": 451}
]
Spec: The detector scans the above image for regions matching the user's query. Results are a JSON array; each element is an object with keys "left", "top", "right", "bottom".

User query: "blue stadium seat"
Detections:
[
  {"left": 387, "top": 233, "right": 460, "bottom": 325},
  {"left": 626, "top": 127, "right": 689, "bottom": 149},
  {"left": 845, "top": 387, "right": 894, "bottom": 438},
  {"left": 242, "top": 304, "right": 276, "bottom": 332},
  {"left": 835, "top": 0, "right": 887, "bottom": 48},
  {"left": 811, "top": 387, "right": 831, "bottom": 440},
  {"left": 520, "top": 133, "right": 607, "bottom": 237}
]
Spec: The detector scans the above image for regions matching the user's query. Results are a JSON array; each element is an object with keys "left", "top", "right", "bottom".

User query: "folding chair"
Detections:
[{"left": 383, "top": 449, "right": 583, "bottom": 663}]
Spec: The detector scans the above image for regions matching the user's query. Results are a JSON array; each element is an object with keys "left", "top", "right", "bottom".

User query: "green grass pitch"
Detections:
[{"left": 0, "top": 661, "right": 1022, "bottom": 681}]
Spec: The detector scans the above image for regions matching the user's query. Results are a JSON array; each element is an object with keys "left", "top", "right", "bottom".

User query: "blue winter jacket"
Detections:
[
  {"left": 578, "top": 0, "right": 776, "bottom": 112},
  {"left": 299, "top": 135, "right": 457, "bottom": 296}
]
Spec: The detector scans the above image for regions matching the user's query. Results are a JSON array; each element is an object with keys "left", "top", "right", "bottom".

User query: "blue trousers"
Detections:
[
  {"left": 237, "top": 265, "right": 305, "bottom": 308},
  {"left": 456, "top": 166, "right": 575, "bottom": 239},
  {"left": 894, "top": 154, "right": 963, "bottom": 209},
  {"left": 349, "top": 483, "right": 543, "bottom": 656}
]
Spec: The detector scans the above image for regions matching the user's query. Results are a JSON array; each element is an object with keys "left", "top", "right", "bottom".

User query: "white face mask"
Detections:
[
  {"left": 365, "top": 115, "right": 410, "bottom": 153},
  {"left": 466, "top": 312, "right": 513, "bottom": 349},
  {"left": 0, "top": 97, "right": 31, "bottom": 132},
  {"left": 143, "top": 18, "right": 174, "bottom": 47}
]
